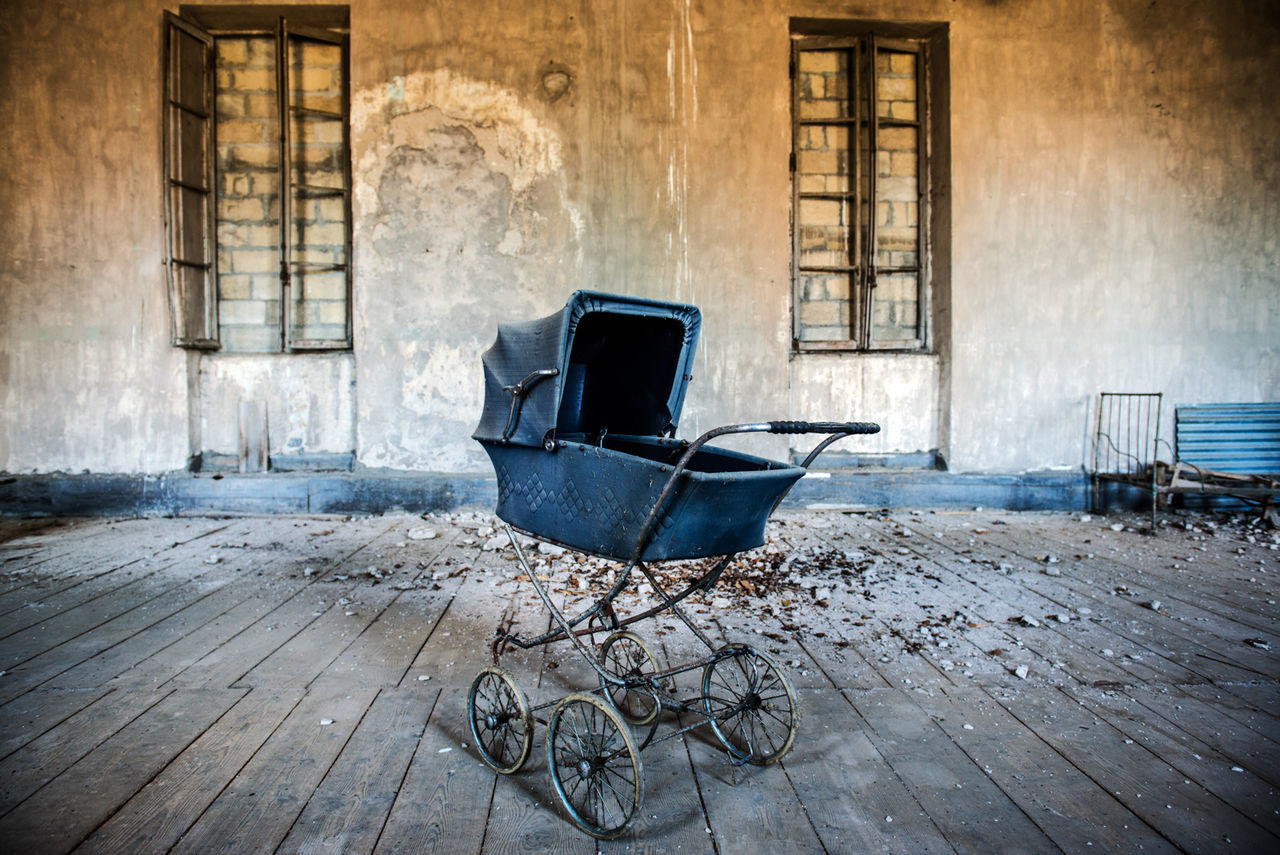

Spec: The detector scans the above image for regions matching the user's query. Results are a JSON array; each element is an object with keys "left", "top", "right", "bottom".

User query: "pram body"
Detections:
[
  {"left": 474, "top": 290, "right": 806, "bottom": 561},
  {"left": 467, "top": 291, "right": 880, "bottom": 838}
]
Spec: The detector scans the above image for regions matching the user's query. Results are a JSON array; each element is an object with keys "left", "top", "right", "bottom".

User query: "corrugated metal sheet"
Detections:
[
  {"left": 1175, "top": 403, "right": 1280, "bottom": 511},
  {"left": 1175, "top": 403, "right": 1280, "bottom": 474}
]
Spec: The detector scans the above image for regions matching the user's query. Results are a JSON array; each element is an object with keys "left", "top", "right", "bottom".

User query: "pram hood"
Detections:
[{"left": 474, "top": 291, "right": 701, "bottom": 448}]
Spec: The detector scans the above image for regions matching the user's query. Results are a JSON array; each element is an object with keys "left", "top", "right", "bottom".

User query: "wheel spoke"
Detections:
[
  {"left": 547, "top": 695, "right": 641, "bottom": 838},
  {"left": 469, "top": 668, "right": 532, "bottom": 774},
  {"left": 702, "top": 648, "right": 797, "bottom": 765}
]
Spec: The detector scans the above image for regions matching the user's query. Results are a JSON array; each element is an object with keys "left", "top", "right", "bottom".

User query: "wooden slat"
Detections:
[
  {"left": 75, "top": 688, "right": 304, "bottom": 853},
  {"left": 895, "top": 517, "right": 1271, "bottom": 685},
  {"left": 45, "top": 577, "right": 248, "bottom": 690},
  {"left": 988, "top": 683, "right": 1277, "bottom": 852},
  {"left": 0, "top": 520, "right": 228, "bottom": 631},
  {"left": 980, "top": 514, "right": 1279, "bottom": 633},
  {"left": 770, "top": 524, "right": 960, "bottom": 692},
  {"left": 232, "top": 583, "right": 400, "bottom": 688},
  {"left": 481, "top": 770, "right": 596, "bottom": 855},
  {"left": 309, "top": 587, "right": 458, "bottom": 691},
  {"left": 764, "top": 688, "right": 953, "bottom": 853},
  {"left": 597, "top": 729, "right": 715, "bottom": 853},
  {"left": 912, "top": 684, "right": 1179, "bottom": 853},
  {"left": 846, "top": 685, "right": 1060, "bottom": 851},
  {"left": 373, "top": 688, "right": 493, "bottom": 855},
  {"left": 174, "top": 577, "right": 364, "bottom": 689},
  {"left": 168, "top": 686, "right": 379, "bottom": 853},
  {"left": 1065, "top": 685, "right": 1280, "bottom": 836},
  {"left": 0, "top": 689, "right": 175, "bottom": 815},
  {"left": 0, "top": 509, "right": 1270, "bottom": 852},
  {"left": 171, "top": 520, "right": 406, "bottom": 689},
  {"left": 0, "top": 517, "right": 204, "bottom": 582},
  {"left": 1119, "top": 684, "right": 1280, "bottom": 787},
  {"left": 0, "top": 566, "right": 239, "bottom": 704},
  {"left": 873, "top": 517, "right": 1208, "bottom": 688},
  {"left": 109, "top": 518, "right": 400, "bottom": 691},
  {"left": 1176, "top": 681, "right": 1280, "bottom": 744},
  {"left": 0, "top": 686, "right": 109, "bottom": 761},
  {"left": 993, "top": 515, "right": 1278, "bottom": 631},
  {"left": 0, "top": 688, "right": 243, "bottom": 851},
  {"left": 276, "top": 687, "right": 433, "bottom": 854}
]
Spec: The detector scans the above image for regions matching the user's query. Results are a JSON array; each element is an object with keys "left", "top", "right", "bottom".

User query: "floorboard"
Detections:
[
  {"left": 74, "top": 687, "right": 304, "bottom": 853},
  {"left": 167, "top": 686, "right": 379, "bottom": 854},
  {"left": 0, "top": 688, "right": 243, "bottom": 852},
  {"left": 0, "top": 508, "right": 1272, "bottom": 852}
]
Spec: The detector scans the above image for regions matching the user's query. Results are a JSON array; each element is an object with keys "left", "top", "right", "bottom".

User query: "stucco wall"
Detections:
[
  {"left": 1, "top": 0, "right": 1276, "bottom": 478},
  {"left": 0, "top": 2, "right": 190, "bottom": 473},
  {"left": 946, "top": 0, "right": 1280, "bottom": 472}
]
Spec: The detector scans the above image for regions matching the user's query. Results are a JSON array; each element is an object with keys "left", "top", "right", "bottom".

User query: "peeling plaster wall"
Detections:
[
  {"left": 791, "top": 355, "right": 940, "bottom": 457},
  {"left": 1, "top": 0, "right": 1277, "bottom": 482},
  {"left": 349, "top": 67, "right": 583, "bottom": 471},
  {"left": 198, "top": 355, "right": 355, "bottom": 462}
]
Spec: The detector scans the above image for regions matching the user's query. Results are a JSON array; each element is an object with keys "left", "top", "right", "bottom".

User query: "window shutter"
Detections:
[{"left": 163, "top": 12, "right": 219, "bottom": 349}]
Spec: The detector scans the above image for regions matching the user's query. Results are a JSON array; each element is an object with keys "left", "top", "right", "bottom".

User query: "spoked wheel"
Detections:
[
  {"left": 701, "top": 643, "right": 800, "bottom": 765},
  {"left": 546, "top": 693, "right": 644, "bottom": 839},
  {"left": 599, "top": 630, "right": 665, "bottom": 726},
  {"left": 467, "top": 667, "right": 533, "bottom": 774}
]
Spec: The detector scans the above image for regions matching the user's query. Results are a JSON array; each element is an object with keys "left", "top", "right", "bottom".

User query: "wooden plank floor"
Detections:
[{"left": 0, "top": 508, "right": 1276, "bottom": 853}]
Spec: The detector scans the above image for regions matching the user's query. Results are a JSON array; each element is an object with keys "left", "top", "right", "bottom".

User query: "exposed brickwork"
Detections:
[
  {"left": 214, "top": 36, "right": 348, "bottom": 352},
  {"left": 871, "top": 49, "right": 920, "bottom": 344}
]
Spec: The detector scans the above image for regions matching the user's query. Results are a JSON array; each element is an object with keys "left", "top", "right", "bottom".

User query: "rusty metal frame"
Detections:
[{"left": 1093, "top": 392, "right": 1164, "bottom": 529}]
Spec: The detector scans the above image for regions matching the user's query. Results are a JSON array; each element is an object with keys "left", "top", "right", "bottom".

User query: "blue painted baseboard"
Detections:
[{"left": 0, "top": 468, "right": 1089, "bottom": 517}]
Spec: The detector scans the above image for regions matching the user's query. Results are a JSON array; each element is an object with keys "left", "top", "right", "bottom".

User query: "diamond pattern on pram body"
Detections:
[
  {"left": 554, "top": 480, "right": 588, "bottom": 521},
  {"left": 499, "top": 465, "right": 551, "bottom": 513}
]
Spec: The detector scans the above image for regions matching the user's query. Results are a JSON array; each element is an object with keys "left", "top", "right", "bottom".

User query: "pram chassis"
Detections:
[{"left": 467, "top": 419, "right": 879, "bottom": 838}]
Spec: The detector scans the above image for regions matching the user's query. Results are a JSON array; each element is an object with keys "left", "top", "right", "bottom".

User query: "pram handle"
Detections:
[
  {"left": 767, "top": 420, "right": 881, "bottom": 435},
  {"left": 629, "top": 419, "right": 881, "bottom": 563}
]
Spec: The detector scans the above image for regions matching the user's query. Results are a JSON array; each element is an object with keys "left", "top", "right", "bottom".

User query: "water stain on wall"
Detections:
[{"left": 351, "top": 70, "right": 583, "bottom": 470}]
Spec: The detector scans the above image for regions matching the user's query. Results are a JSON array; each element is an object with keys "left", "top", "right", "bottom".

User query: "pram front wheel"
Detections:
[
  {"left": 598, "top": 630, "right": 665, "bottom": 726},
  {"left": 701, "top": 644, "right": 800, "bottom": 766},
  {"left": 546, "top": 692, "right": 644, "bottom": 839},
  {"left": 468, "top": 667, "right": 534, "bottom": 774}
]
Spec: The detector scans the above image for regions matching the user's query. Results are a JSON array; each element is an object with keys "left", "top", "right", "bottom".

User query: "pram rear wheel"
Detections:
[
  {"left": 701, "top": 644, "right": 799, "bottom": 766},
  {"left": 599, "top": 630, "right": 665, "bottom": 726},
  {"left": 468, "top": 667, "right": 534, "bottom": 774},
  {"left": 546, "top": 692, "right": 644, "bottom": 839}
]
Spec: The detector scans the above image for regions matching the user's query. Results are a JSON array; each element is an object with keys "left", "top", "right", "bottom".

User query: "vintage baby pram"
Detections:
[{"left": 467, "top": 290, "right": 879, "bottom": 838}]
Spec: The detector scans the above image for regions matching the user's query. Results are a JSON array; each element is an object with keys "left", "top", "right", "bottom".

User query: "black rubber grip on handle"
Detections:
[{"left": 768, "top": 420, "right": 881, "bottom": 435}]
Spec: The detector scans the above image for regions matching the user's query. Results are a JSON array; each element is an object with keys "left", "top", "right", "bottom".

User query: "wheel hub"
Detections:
[{"left": 576, "top": 758, "right": 593, "bottom": 778}]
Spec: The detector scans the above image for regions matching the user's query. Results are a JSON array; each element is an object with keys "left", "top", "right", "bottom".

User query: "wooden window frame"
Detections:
[
  {"left": 162, "top": 8, "right": 353, "bottom": 353},
  {"left": 277, "top": 20, "right": 354, "bottom": 351},
  {"left": 163, "top": 12, "right": 219, "bottom": 349},
  {"left": 790, "top": 30, "right": 932, "bottom": 353}
]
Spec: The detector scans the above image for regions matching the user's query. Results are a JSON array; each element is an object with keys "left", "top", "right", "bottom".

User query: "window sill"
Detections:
[{"left": 791, "top": 344, "right": 934, "bottom": 357}]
